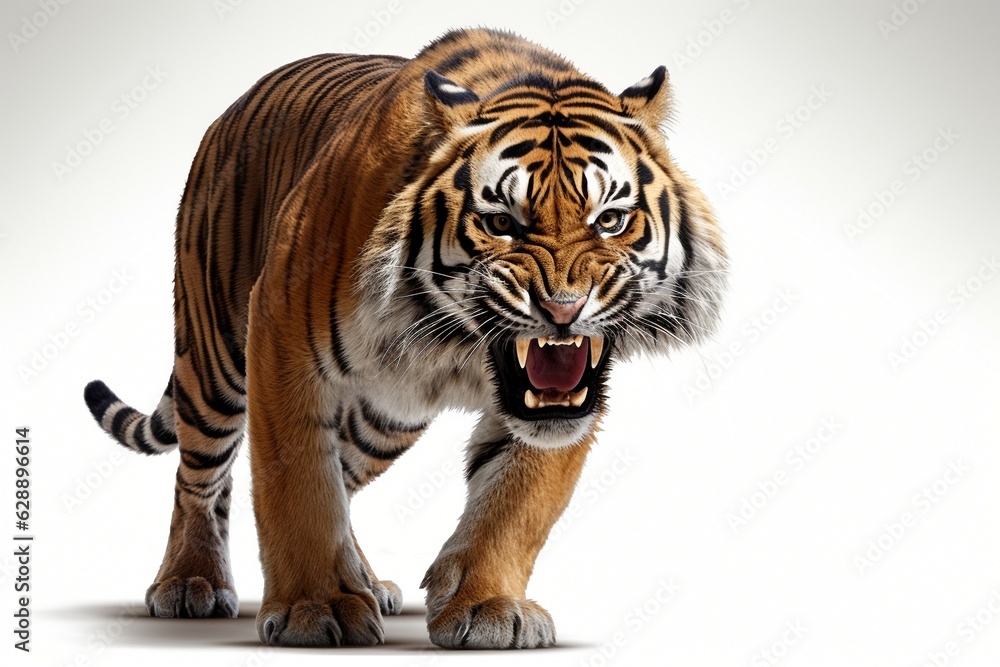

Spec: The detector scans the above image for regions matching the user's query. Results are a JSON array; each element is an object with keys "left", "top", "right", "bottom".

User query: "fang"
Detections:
[
  {"left": 589, "top": 337, "right": 604, "bottom": 367},
  {"left": 515, "top": 339, "right": 530, "bottom": 368},
  {"left": 524, "top": 389, "right": 540, "bottom": 409}
]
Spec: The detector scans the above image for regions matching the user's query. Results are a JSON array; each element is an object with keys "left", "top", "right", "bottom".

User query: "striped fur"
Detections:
[{"left": 83, "top": 28, "right": 727, "bottom": 648}]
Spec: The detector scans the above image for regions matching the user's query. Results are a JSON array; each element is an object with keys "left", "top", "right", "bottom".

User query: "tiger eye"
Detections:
[{"left": 598, "top": 210, "right": 622, "bottom": 229}]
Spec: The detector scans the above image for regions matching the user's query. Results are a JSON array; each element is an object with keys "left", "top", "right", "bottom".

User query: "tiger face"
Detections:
[{"left": 363, "top": 67, "right": 727, "bottom": 448}]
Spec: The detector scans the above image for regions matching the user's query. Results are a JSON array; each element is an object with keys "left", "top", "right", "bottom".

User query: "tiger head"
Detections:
[{"left": 360, "top": 63, "right": 728, "bottom": 448}]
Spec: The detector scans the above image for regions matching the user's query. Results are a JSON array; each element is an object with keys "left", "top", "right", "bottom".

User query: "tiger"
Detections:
[{"left": 83, "top": 27, "right": 727, "bottom": 649}]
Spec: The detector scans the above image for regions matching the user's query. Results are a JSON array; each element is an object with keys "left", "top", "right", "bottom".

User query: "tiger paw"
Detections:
[
  {"left": 256, "top": 593, "right": 384, "bottom": 647},
  {"left": 145, "top": 576, "right": 238, "bottom": 618},
  {"left": 373, "top": 579, "right": 403, "bottom": 616},
  {"left": 427, "top": 596, "right": 556, "bottom": 649}
]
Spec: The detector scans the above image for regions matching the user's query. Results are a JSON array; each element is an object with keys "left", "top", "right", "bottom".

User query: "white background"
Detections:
[{"left": 2, "top": 1, "right": 999, "bottom": 665}]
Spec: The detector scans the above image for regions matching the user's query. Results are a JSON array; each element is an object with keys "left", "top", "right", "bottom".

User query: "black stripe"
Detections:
[
  {"left": 675, "top": 185, "right": 694, "bottom": 273},
  {"left": 572, "top": 134, "right": 613, "bottom": 154},
  {"left": 499, "top": 140, "right": 537, "bottom": 160},
  {"left": 466, "top": 438, "right": 512, "bottom": 481},
  {"left": 484, "top": 89, "right": 557, "bottom": 106},
  {"left": 340, "top": 454, "right": 364, "bottom": 488},
  {"left": 437, "top": 47, "right": 480, "bottom": 73},
  {"left": 561, "top": 163, "right": 586, "bottom": 208},
  {"left": 111, "top": 407, "right": 138, "bottom": 439},
  {"left": 431, "top": 190, "right": 458, "bottom": 288},
  {"left": 130, "top": 419, "right": 158, "bottom": 455},
  {"left": 489, "top": 73, "right": 556, "bottom": 97},
  {"left": 555, "top": 77, "right": 611, "bottom": 94},
  {"left": 174, "top": 381, "right": 240, "bottom": 440},
  {"left": 482, "top": 102, "right": 544, "bottom": 114},
  {"left": 182, "top": 441, "right": 239, "bottom": 470},
  {"left": 611, "top": 181, "right": 632, "bottom": 202},
  {"left": 637, "top": 160, "right": 654, "bottom": 185},
  {"left": 346, "top": 410, "right": 408, "bottom": 460},
  {"left": 570, "top": 113, "right": 624, "bottom": 142},
  {"left": 589, "top": 155, "right": 608, "bottom": 171},
  {"left": 359, "top": 399, "right": 428, "bottom": 435}
]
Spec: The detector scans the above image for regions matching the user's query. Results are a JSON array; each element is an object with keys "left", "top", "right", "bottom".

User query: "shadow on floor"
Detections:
[{"left": 51, "top": 601, "right": 591, "bottom": 653}]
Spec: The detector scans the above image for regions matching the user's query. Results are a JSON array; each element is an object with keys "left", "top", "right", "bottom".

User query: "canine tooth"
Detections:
[
  {"left": 589, "top": 337, "right": 604, "bottom": 367},
  {"left": 570, "top": 387, "right": 588, "bottom": 407},
  {"left": 516, "top": 339, "right": 530, "bottom": 368},
  {"left": 524, "top": 389, "right": 540, "bottom": 409},
  {"left": 573, "top": 335, "right": 584, "bottom": 347}
]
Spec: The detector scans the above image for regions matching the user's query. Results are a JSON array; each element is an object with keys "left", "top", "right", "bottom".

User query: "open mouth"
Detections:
[{"left": 489, "top": 335, "right": 612, "bottom": 420}]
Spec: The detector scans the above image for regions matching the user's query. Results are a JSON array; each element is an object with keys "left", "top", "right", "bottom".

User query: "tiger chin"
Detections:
[{"left": 82, "top": 28, "right": 727, "bottom": 649}]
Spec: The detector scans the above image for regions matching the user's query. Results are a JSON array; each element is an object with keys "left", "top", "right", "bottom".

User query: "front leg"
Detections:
[
  {"left": 247, "top": 299, "right": 382, "bottom": 647},
  {"left": 423, "top": 414, "right": 591, "bottom": 649}
]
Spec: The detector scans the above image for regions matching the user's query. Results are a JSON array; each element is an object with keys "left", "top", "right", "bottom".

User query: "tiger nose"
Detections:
[{"left": 538, "top": 296, "right": 587, "bottom": 324}]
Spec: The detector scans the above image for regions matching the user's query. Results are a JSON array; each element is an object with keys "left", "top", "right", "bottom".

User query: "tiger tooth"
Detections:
[
  {"left": 537, "top": 337, "right": 549, "bottom": 348},
  {"left": 589, "top": 337, "right": 604, "bottom": 367},
  {"left": 516, "top": 339, "right": 530, "bottom": 368},
  {"left": 524, "top": 389, "right": 540, "bottom": 409},
  {"left": 570, "top": 387, "right": 588, "bottom": 407},
  {"left": 573, "top": 335, "right": 584, "bottom": 347}
]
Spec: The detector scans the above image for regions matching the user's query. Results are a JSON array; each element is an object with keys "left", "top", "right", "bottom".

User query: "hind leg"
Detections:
[{"left": 144, "top": 358, "right": 246, "bottom": 618}]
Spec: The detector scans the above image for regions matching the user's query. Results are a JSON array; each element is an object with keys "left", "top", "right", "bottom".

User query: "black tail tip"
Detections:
[{"left": 84, "top": 380, "right": 118, "bottom": 420}]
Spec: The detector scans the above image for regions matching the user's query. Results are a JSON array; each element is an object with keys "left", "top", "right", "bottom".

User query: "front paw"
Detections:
[
  {"left": 428, "top": 596, "right": 555, "bottom": 649},
  {"left": 145, "top": 576, "right": 238, "bottom": 619},
  {"left": 256, "top": 592, "right": 383, "bottom": 647}
]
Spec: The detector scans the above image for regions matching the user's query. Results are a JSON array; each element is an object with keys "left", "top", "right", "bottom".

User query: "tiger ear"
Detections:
[
  {"left": 620, "top": 65, "right": 670, "bottom": 127},
  {"left": 424, "top": 70, "right": 480, "bottom": 128}
]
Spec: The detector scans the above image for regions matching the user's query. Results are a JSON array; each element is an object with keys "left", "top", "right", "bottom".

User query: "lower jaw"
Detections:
[{"left": 504, "top": 410, "right": 599, "bottom": 449}]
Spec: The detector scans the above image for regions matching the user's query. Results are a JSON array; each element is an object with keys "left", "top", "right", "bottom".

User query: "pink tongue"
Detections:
[{"left": 525, "top": 341, "right": 588, "bottom": 392}]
